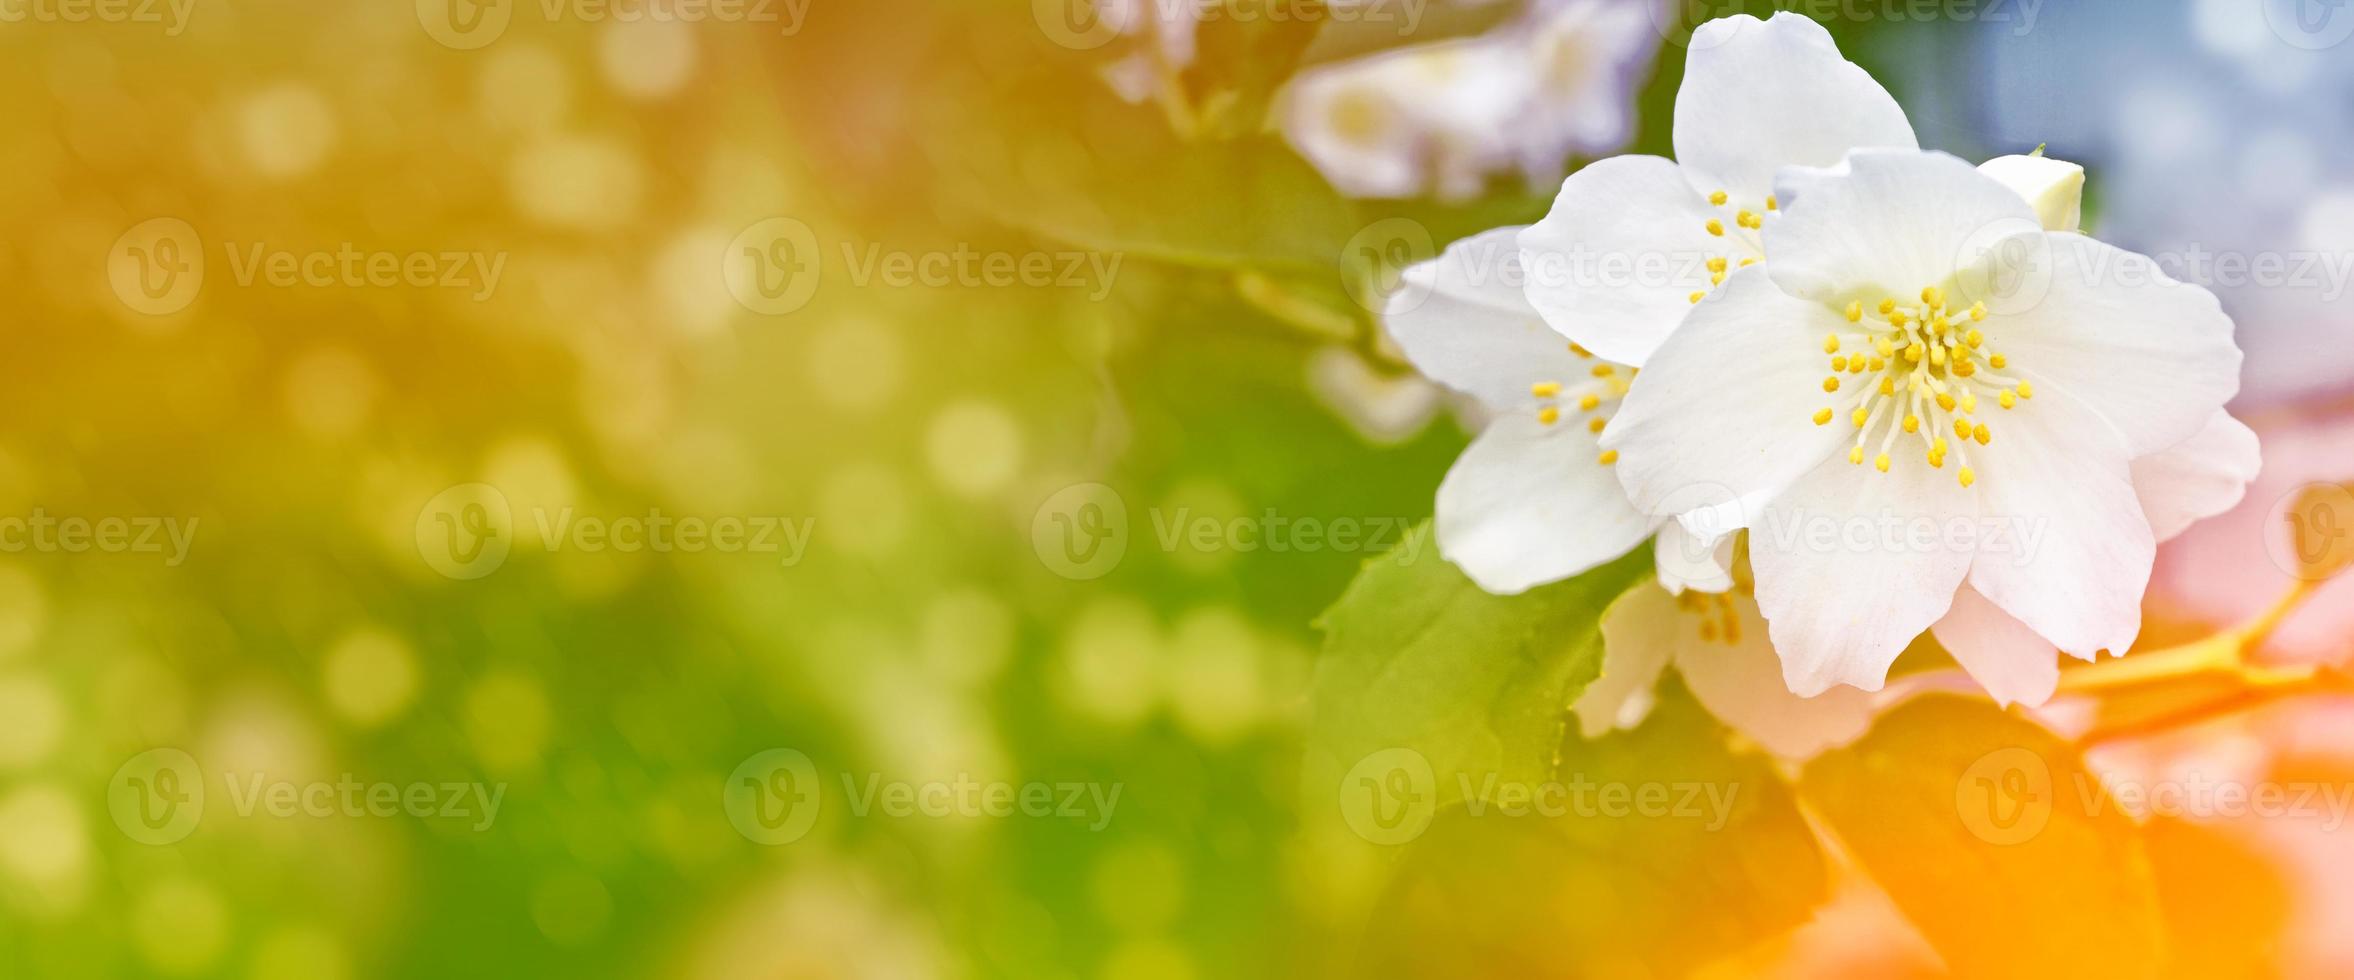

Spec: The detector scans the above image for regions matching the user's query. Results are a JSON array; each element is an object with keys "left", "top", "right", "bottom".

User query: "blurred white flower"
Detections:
[{"left": 1280, "top": 0, "right": 1662, "bottom": 200}]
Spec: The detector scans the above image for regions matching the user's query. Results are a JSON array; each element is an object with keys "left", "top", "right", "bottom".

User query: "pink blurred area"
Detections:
[{"left": 2147, "top": 398, "right": 2354, "bottom": 666}]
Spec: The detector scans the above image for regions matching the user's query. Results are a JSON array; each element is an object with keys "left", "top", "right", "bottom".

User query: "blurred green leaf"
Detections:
[
  {"left": 1352, "top": 684, "right": 1829, "bottom": 978},
  {"left": 1302, "top": 534, "right": 1650, "bottom": 830},
  {"left": 979, "top": 133, "right": 1361, "bottom": 272},
  {"left": 1800, "top": 696, "right": 2167, "bottom": 979}
]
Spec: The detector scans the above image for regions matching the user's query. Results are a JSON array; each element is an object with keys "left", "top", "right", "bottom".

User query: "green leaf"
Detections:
[
  {"left": 1800, "top": 696, "right": 2168, "bottom": 979},
  {"left": 1303, "top": 535, "right": 1649, "bottom": 827},
  {"left": 1351, "top": 684, "right": 1829, "bottom": 978}
]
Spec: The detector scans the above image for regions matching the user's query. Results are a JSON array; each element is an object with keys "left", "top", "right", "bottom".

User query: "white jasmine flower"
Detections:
[
  {"left": 1573, "top": 561, "right": 1876, "bottom": 760},
  {"left": 1577, "top": 148, "right": 2260, "bottom": 740},
  {"left": 1381, "top": 227, "right": 1653, "bottom": 593},
  {"left": 1281, "top": 0, "right": 1661, "bottom": 200},
  {"left": 1518, "top": 12, "right": 1917, "bottom": 366},
  {"left": 1600, "top": 147, "right": 2247, "bottom": 696}
]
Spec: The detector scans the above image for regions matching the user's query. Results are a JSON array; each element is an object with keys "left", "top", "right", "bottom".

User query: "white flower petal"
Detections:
[
  {"left": 1572, "top": 583, "right": 1678, "bottom": 738},
  {"left": 1673, "top": 13, "right": 1916, "bottom": 204},
  {"left": 1749, "top": 452, "right": 1976, "bottom": 695},
  {"left": 2132, "top": 410, "right": 2261, "bottom": 543},
  {"left": 1977, "top": 153, "right": 2086, "bottom": 233},
  {"left": 1385, "top": 226, "right": 1591, "bottom": 408},
  {"left": 1766, "top": 149, "right": 2042, "bottom": 305},
  {"left": 1672, "top": 589, "right": 1876, "bottom": 760},
  {"left": 1929, "top": 585, "right": 2061, "bottom": 707},
  {"left": 1436, "top": 412, "right": 1653, "bottom": 594},
  {"left": 1600, "top": 266, "right": 1850, "bottom": 522},
  {"left": 1518, "top": 155, "right": 1723, "bottom": 366},
  {"left": 1998, "top": 233, "right": 2244, "bottom": 457},
  {"left": 1654, "top": 524, "right": 1734, "bottom": 595},
  {"left": 1964, "top": 384, "right": 2153, "bottom": 659}
]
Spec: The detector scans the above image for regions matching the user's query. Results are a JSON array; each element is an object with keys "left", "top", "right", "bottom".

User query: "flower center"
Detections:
[
  {"left": 1809, "top": 287, "right": 2034, "bottom": 488},
  {"left": 1531, "top": 343, "right": 1634, "bottom": 466},
  {"left": 1676, "top": 587, "right": 1745, "bottom": 646},
  {"left": 1688, "top": 189, "right": 1775, "bottom": 305}
]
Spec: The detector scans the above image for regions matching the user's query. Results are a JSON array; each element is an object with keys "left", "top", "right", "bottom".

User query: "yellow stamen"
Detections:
[
  {"left": 1813, "top": 407, "right": 1834, "bottom": 426},
  {"left": 1597, "top": 450, "right": 1619, "bottom": 465},
  {"left": 1852, "top": 408, "right": 1869, "bottom": 428},
  {"left": 1578, "top": 394, "right": 1601, "bottom": 411},
  {"left": 1973, "top": 423, "right": 1991, "bottom": 445},
  {"left": 1999, "top": 389, "right": 2018, "bottom": 409},
  {"left": 1849, "top": 446, "right": 1865, "bottom": 465},
  {"left": 1958, "top": 467, "right": 1976, "bottom": 488},
  {"left": 1921, "top": 286, "right": 1944, "bottom": 309},
  {"left": 1989, "top": 353, "right": 2008, "bottom": 369},
  {"left": 1902, "top": 414, "right": 1920, "bottom": 434},
  {"left": 1965, "top": 329, "right": 1984, "bottom": 349},
  {"left": 1878, "top": 298, "right": 1897, "bottom": 315},
  {"left": 1832, "top": 355, "right": 1849, "bottom": 371},
  {"left": 1823, "top": 334, "right": 1841, "bottom": 354},
  {"left": 1708, "top": 257, "right": 1729, "bottom": 274},
  {"left": 1705, "top": 219, "right": 1725, "bottom": 237},
  {"left": 1873, "top": 453, "right": 1891, "bottom": 473},
  {"left": 1591, "top": 364, "right": 1614, "bottom": 378},
  {"left": 1823, "top": 376, "right": 1841, "bottom": 393},
  {"left": 2017, "top": 381, "right": 2034, "bottom": 399},
  {"left": 1936, "top": 392, "right": 1957, "bottom": 412},
  {"left": 1588, "top": 417, "right": 1607, "bottom": 434},
  {"left": 1709, "top": 190, "right": 1728, "bottom": 206},
  {"left": 1765, "top": 195, "right": 1778, "bottom": 211},
  {"left": 1689, "top": 291, "right": 1705, "bottom": 304},
  {"left": 1970, "top": 301, "right": 1988, "bottom": 321},
  {"left": 1531, "top": 381, "right": 1561, "bottom": 397},
  {"left": 1538, "top": 406, "right": 1560, "bottom": 425},
  {"left": 1845, "top": 301, "right": 1864, "bottom": 323}
]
